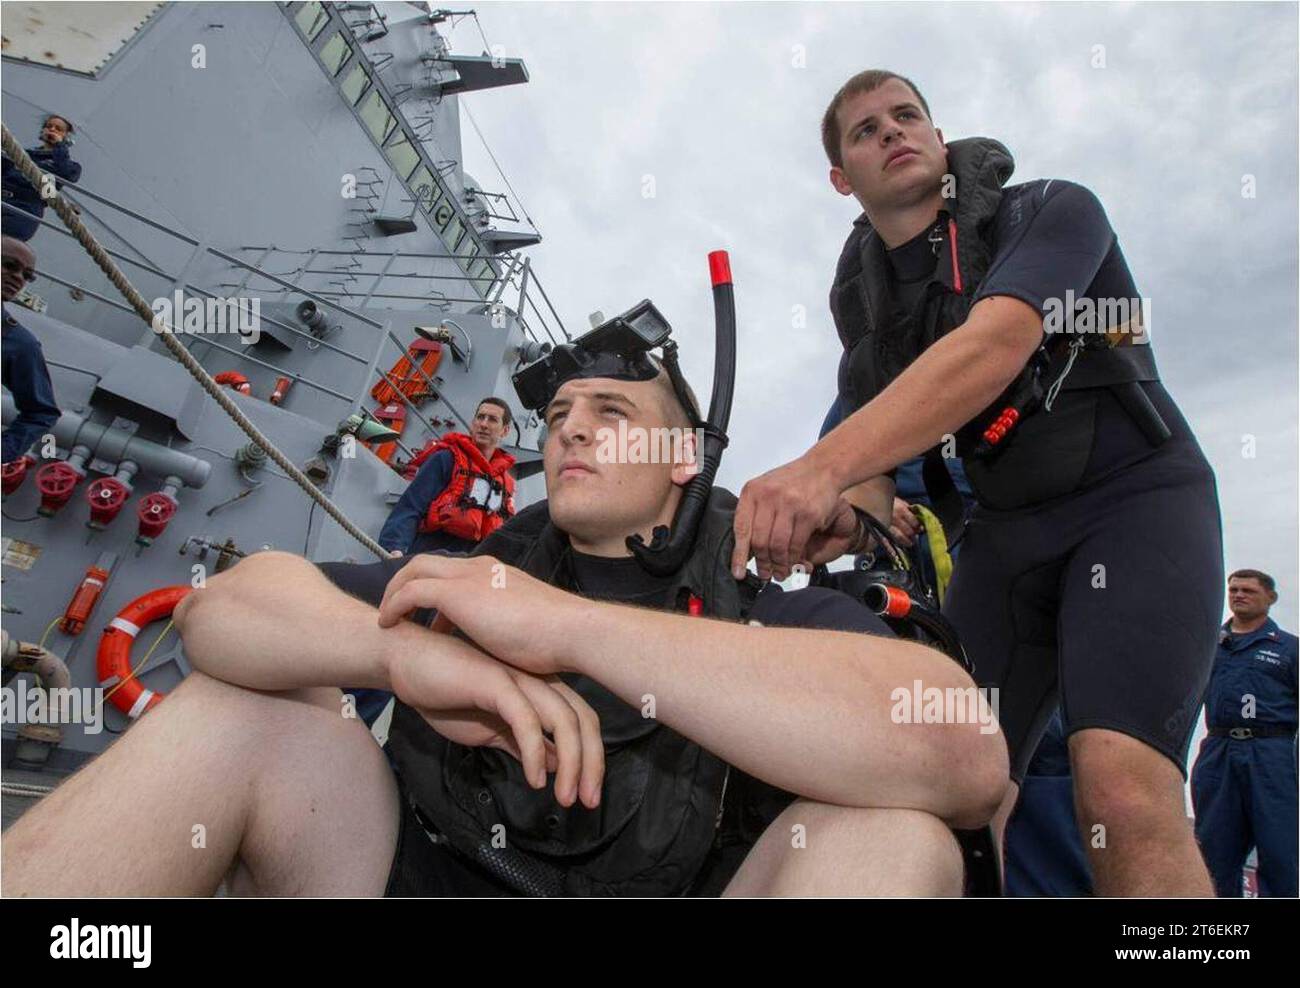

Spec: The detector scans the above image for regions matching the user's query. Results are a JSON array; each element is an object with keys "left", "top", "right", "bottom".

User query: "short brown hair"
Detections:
[
  {"left": 649, "top": 357, "right": 701, "bottom": 431},
  {"left": 821, "top": 70, "right": 932, "bottom": 169},
  {"left": 476, "top": 396, "right": 512, "bottom": 428},
  {"left": 1229, "top": 569, "right": 1276, "bottom": 595}
]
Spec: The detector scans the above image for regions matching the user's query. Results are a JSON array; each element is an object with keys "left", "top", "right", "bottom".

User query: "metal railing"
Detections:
[{"left": 2, "top": 172, "right": 563, "bottom": 458}]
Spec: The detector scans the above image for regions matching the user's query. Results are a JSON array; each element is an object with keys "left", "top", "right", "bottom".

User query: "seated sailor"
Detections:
[{"left": 2, "top": 296, "right": 1007, "bottom": 897}]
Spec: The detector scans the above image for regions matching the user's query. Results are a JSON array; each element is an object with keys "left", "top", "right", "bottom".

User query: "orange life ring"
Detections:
[{"left": 96, "top": 586, "right": 192, "bottom": 719}]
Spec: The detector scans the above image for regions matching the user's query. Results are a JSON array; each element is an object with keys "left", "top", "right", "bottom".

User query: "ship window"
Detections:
[
  {"left": 409, "top": 167, "right": 437, "bottom": 211},
  {"left": 384, "top": 133, "right": 421, "bottom": 182},
  {"left": 470, "top": 259, "right": 496, "bottom": 291},
  {"left": 340, "top": 65, "right": 369, "bottom": 105},
  {"left": 359, "top": 90, "right": 396, "bottom": 144},
  {"left": 431, "top": 195, "right": 454, "bottom": 231},
  {"left": 443, "top": 215, "right": 465, "bottom": 254},
  {"left": 319, "top": 32, "right": 352, "bottom": 76},
  {"left": 295, "top": 2, "right": 329, "bottom": 41}
]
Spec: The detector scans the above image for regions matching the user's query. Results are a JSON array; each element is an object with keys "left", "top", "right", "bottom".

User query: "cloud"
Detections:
[{"left": 460, "top": 1, "right": 1298, "bottom": 624}]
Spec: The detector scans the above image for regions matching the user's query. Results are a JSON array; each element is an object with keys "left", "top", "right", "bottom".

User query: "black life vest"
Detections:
[
  {"left": 384, "top": 487, "right": 760, "bottom": 896},
  {"left": 829, "top": 137, "right": 1163, "bottom": 527}
]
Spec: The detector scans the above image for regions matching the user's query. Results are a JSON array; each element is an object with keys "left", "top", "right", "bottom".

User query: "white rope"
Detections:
[{"left": 1, "top": 124, "right": 387, "bottom": 559}]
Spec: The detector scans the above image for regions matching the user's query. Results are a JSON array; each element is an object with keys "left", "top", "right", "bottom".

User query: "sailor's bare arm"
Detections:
[
  {"left": 378, "top": 554, "right": 1008, "bottom": 829},
  {"left": 174, "top": 551, "right": 603, "bottom": 806},
  {"left": 175, "top": 550, "right": 413, "bottom": 692},
  {"left": 732, "top": 295, "right": 1042, "bottom": 578},
  {"left": 563, "top": 601, "right": 1007, "bottom": 829}
]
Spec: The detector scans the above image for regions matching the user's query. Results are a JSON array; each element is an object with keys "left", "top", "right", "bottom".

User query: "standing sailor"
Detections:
[
  {"left": 1192, "top": 569, "right": 1298, "bottom": 897},
  {"left": 731, "top": 70, "right": 1224, "bottom": 896},
  {"left": 378, "top": 397, "right": 516, "bottom": 556},
  {"left": 1, "top": 114, "right": 82, "bottom": 242},
  {"left": 353, "top": 397, "right": 516, "bottom": 725}
]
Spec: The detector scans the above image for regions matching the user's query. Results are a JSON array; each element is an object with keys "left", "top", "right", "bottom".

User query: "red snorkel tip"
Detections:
[{"left": 708, "top": 251, "right": 732, "bottom": 287}]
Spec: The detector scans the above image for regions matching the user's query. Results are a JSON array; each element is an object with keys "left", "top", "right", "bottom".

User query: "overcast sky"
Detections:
[{"left": 456, "top": 0, "right": 1299, "bottom": 628}]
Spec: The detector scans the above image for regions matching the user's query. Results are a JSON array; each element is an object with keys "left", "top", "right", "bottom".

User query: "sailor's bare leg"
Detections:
[
  {"left": 723, "top": 800, "right": 964, "bottom": 896},
  {"left": 1070, "top": 728, "right": 1213, "bottom": 896},
  {"left": 2, "top": 671, "right": 398, "bottom": 897}
]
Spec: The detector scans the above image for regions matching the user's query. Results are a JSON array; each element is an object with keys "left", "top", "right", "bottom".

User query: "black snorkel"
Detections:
[
  {"left": 511, "top": 250, "right": 737, "bottom": 578},
  {"left": 625, "top": 251, "right": 735, "bottom": 576}
]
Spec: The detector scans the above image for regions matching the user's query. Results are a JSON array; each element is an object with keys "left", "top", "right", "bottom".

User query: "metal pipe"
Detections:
[
  {"left": 1, "top": 396, "right": 211, "bottom": 488},
  {"left": 27, "top": 177, "right": 202, "bottom": 245},
  {"left": 1, "top": 629, "right": 72, "bottom": 752},
  {"left": 0, "top": 205, "right": 172, "bottom": 280}
]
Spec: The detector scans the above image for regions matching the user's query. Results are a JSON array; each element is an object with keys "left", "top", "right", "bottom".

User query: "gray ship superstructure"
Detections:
[{"left": 0, "top": 1, "right": 564, "bottom": 786}]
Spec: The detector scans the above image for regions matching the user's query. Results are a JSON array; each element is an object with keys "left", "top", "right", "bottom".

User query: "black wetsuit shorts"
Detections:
[{"left": 944, "top": 390, "right": 1224, "bottom": 782}]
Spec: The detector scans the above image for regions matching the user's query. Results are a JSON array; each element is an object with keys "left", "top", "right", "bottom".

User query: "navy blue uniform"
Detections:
[
  {"left": 1003, "top": 710, "right": 1095, "bottom": 896},
  {"left": 1191, "top": 618, "right": 1298, "bottom": 897},
  {"left": 2, "top": 142, "right": 82, "bottom": 241},
  {"left": 317, "top": 550, "right": 929, "bottom": 897},
  {"left": 1, "top": 306, "right": 60, "bottom": 463}
]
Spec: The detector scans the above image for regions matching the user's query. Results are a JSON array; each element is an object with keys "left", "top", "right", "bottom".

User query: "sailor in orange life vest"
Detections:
[{"left": 378, "top": 397, "right": 517, "bottom": 556}]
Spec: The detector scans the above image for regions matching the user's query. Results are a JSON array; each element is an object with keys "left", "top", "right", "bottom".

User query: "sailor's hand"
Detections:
[
  {"left": 377, "top": 553, "right": 580, "bottom": 674},
  {"left": 388, "top": 635, "right": 603, "bottom": 809},
  {"left": 799, "top": 497, "right": 867, "bottom": 566},
  {"left": 732, "top": 454, "right": 844, "bottom": 581},
  {"left": 890, "top": 498, "right": 922, "bottom": 546}
]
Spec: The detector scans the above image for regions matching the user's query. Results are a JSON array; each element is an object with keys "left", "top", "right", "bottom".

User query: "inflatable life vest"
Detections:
[
  {"left": 829, "top": 137, "right": 1162, "bottom": 524},
  {"left": 410, "top": 433, "right": 516, "bottom": 542},
  {"left": 385, "top": 487, "right": 761, "bottom": 896}
]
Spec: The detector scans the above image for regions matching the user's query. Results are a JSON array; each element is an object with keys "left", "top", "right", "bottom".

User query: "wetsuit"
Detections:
[
  {"left": 317, "top": 550, "right": 981, "bottom": 896},
  {"left": 833, "top": 146, "right": 1223, "bottom": 783}
]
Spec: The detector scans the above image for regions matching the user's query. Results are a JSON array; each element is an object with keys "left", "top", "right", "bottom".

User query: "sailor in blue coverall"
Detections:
[
  {"left": 2, "top": 115, "right": 83, "bottom": 242},
  {"left": 1192, "top": 569, "right": 1298, "bottom": 897}
]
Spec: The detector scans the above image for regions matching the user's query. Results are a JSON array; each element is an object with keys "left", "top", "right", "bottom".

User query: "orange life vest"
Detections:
[{"left": 410, "top": 432, "right": 516, "bottom": 542}]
